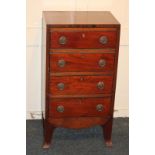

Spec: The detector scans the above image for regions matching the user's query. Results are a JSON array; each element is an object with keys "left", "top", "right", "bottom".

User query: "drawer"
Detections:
[
  {"left": 49, "top": 75, "right": 113, "bottom": 95},
  {"left": 50, "top": 30, "right": 117, "bottom": 49},
  {"left": 50, "top": 53, "right": 115, "bottom": 72},
  {"left": 49, "top": 98, "right": 112, "bottom": 118}
]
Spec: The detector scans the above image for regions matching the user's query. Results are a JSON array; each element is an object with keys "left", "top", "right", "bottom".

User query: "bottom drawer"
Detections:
[{"left": 49, "top": 98, "right": 112, "bottom": 118}]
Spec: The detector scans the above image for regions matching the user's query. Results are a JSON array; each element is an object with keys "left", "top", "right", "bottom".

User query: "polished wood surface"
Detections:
[
  {"left": 102, "top": 118, "right": 113, "bottom": 147},
  {"left": 48, "top": 94, "right": 112, "bottom": 99},
  {"left": 50, "top": 29, "right": 117, "bottom": 48},
  {"left": 49, "top": 48, "right": 116, "bottom": 53},
  {"left": 42, "top": 11, "right": 120, "bottom": 148},
  {"left": 48, "top": 117, "right": 110, "bottom": 129},
  {"left": 49, "top": 97, "right": 112, "bottom": 118},
  {"left": 50, "top": 53, "right": 115, "bottom": 72},
  {"left": 50, "top": 72, "right": 114, "bottom": 77},
  {"left": 43, "top": 11, "right": 120, "bottom": 26},
  {"left": 49, "top": 75, "right": 113, "bottom": 95}
]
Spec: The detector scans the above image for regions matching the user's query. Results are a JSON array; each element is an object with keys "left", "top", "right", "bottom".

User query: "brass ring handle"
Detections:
[
  {"left": 98, "top": 59, "right": 106, "bottom": 68},
  {"left": 58, "top": 59, "right": 66, "bottom": 67},
  {"left": 96, "top": 104, "right": 104, "bottom": 112},
  {"left": 99, "top": 36, "right": 108, "bottom": 44},
  {"left": 97, "top": 81, "right": 104, "bottom": 90},
  {"left": 59, "top": 36, "right": 67, "bottom": 45},
  {"left": 57, "top": 105, "right": 64, "bottom": 113},
  {"left": 57, "top": 83, "right": 65, "bottom": 90}
]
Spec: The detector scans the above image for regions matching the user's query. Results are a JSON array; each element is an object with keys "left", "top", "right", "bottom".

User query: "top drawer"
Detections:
[{"left": 50, "top": 28, "right": 117, "bottom": 49}]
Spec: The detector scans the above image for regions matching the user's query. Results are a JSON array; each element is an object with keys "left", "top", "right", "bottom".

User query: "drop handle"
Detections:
[
  {"left": 58, "top": 59, "right": 66, "bottom": 67},
  {"left": 57, "top": 105, "right": 64, "bottom": 113},
  {"left": 96, "top": 104, "right": 104, "bottom": 112},
  {"left": 98, "top": 59, "right": 106, "bottom": 68},
  {"left": 97, "top": 81, "right": 104, "bottom": 90},
  {"left": 59, "top": 36, "right": 67, "bottom": 45},
  {"left": 99, "top": 36, "right": 108, "bottom": 44},
  {"left": 57, "top": 83, "right": 65, "bottom": 90}
]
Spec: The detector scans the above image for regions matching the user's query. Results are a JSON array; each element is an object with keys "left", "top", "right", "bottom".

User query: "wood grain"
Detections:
[
  {"left": 48, "top": 94, "right": 112, "bottom": 99},
  {"left": 49, "top": 49, "right": 116, "bottom": 53},
  {"left": 50, "top": 72, "right": 114, "bottom": 77},
  {"left": 48, "top": 117, "right": 110, "bottom": 129},
  {"left": 50, "top": 30, "right": 117, "bottom": 49},
  {"left": 49, "top": 75, "right": 113, "bottom": 95},
  {"left": 43, "top": 11, "right": 120, "bottom": 26},
  {"left": 50, "top": 53, "right": 115, "bottom": 72},
  {"left": 49, "top": 97, "right": 112, "bottom": 118}
]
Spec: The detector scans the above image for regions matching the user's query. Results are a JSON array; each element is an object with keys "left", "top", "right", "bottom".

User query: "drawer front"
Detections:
[
  {"left": 49, "top": 75, "right": 113, "bottom": 95},
  {"left": 49, "top": 98, "right": 112, "bottom": 118},
  {"left": 50, "top": 31, "right": 117, "bottom": 49},
  {"left": 50, "top": 53, "right": 115, "bottom": 72}
]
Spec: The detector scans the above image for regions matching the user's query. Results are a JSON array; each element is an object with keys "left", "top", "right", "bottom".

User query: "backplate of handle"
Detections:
[
  {"left": 57, "top": 83, "right": 65, "bottom": 90},
  {"left": 98, "top": 59, "right": 106, "bottom": 68},
  {"left": 97, "top": 81, "right": 104, "bottom": 90},
  {"left": 57, "top": 105, "right": 64, "bottom": 113},
  {"left": 58, "top": 59, "right": 66, "bottom": 67},
  {"left": 96, "top": 104, "right": 104, "bottom": 112},
  {"left": 59, "top": 36, "right": 67, "bottom": 45},
  {"left": 99, "top": 36, "right": 108, "bottom": 44}
]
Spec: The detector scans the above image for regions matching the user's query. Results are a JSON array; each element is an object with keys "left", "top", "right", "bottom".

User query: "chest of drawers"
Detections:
[{"left": 42, "top": 11, "right": 120, "bottom": 148}]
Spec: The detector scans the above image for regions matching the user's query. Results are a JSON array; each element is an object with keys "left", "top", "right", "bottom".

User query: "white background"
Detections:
[{"left": 0, "top": 0, "right": 155, "bottom": 154}]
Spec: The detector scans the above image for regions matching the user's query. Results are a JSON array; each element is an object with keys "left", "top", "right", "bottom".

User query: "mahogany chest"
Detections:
[{"left": 42, "top": 11, "right": 120, "bottom": 148}]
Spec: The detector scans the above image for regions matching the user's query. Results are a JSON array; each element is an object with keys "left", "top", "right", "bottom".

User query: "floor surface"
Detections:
[{"left": 26, "top": 118, "right": 129, "bottom": 155}]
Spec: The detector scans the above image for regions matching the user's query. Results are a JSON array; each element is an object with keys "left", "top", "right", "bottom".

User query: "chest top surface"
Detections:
[{"left": 43, "top": 11, "right": 120, "bottom": 27}]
